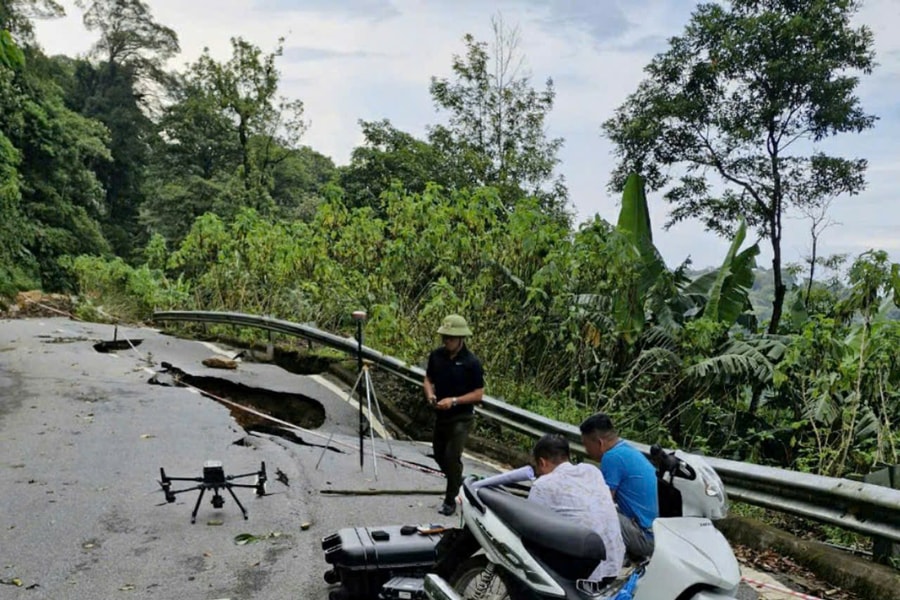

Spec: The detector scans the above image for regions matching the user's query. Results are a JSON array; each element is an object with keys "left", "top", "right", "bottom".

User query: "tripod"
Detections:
[
  {"left": 158, "top": 460, "right": 267, "bottom": 523},
  {"left": 316, "top": 361, "right": 395, "bottom": 479}
]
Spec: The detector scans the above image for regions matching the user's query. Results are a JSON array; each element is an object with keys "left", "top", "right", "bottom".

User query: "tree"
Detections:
[
  {"left": 191, "top": 37, "right": 307, "bottom": 208},
  {"left": 603, "top": 0, "right": 875, "bottom": 333},
  {"left": 429, "top": 14, "right": 567, "bottom": 219},
  {"left": 0, "top": 0, "right": 63, "bottom": 43},
  {"left": 339, "top": 119, "right": 450, "bottom": 211},
  {"left": 75, "top": 0, "right": 178, "bottom": 86},
  {"left": 0, "top": 25, "right": 27, "bottom": 293},
  {"left": 140, "top": 73, "right": 241, "bottom": 242},
  {"left": 51, "top": 57, "right": 152, "bottom": 257},
  {"left": 142, "top": 38, "right": 312, "bottom": 242},
  {"left": 4, "top": 50, "right": 112, "bottom": 290},
  {"left": 56, "top": 0, "right": 180, "bottom": 257},
  {"left": 269, "top": 144, "right": 336, "bottom": 220},
  {"left": 797, "top": 197, "right": 840, "bottom": 308}
]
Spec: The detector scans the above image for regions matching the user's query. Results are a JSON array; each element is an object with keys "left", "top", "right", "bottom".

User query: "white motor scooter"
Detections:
[{"left": 423, "top": 445, "right": 741, "bottom": 600}]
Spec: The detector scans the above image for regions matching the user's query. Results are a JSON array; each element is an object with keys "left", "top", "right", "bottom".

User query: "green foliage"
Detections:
[
  {"left": 0, "top": 42, "right": 113, "bottom": 291},
  {"left": 429, "top": 15, "right": 567, "bottom": 219},
  {"left": 339, "top": 119, "right": 449, "bottom": 212},
  {"left": 67, "top": 253, "right": 189, "bottom": 321},
  {"left": 192, "top": 37, "right": 306, "bottom": 202},
  {"left": 603, "top": 0, "right": 875, "bottom": 334},
  {"left": 0, "top": 0, "right": 64, "bottom": 43},
  {"left": 612, "top": 173, "right": 668, "bottom": 341},
  {"left": 0, "top": 29, "right": 25, "bottom": 68},
  {"left": 142, "top": 36, "right": 323, "bottom": 246},
  {"left": 774, "top": 251, "right": 900, "bottom": 475},
  {"left": 59, "top": 57, "right": 156, "bottom": 257},
  {"left": 693, "top": 219, "right": 759, "bottom": 326},
  {"left": 270, "top": 145, "right": 337, "bottom": 220},
  {"left": 0, "top": 31, "right": 29, "bottom": 293}
]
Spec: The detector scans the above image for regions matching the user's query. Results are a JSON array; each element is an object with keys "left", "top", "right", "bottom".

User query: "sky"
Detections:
[{"left": 31, "top": 0, "right": 900, "bottom": 272}]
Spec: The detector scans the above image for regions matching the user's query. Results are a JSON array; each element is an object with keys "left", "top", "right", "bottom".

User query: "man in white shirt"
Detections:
[{"left": 528, "top": 434, "right": 625, "bottom": 581}]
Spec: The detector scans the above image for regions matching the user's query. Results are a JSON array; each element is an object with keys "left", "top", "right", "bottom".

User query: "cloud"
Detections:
[
  {"left": 252, "top": 0, "right": 399, "bottom": 22},
  {"left": 606, "top": 34, "right": 669, "bottom": 54},
  {"left": 281, "top": 46, "right": 388, "bottom": 62},
  {"left": 531, "top": 0, "right": 632, "bottom": 44}
]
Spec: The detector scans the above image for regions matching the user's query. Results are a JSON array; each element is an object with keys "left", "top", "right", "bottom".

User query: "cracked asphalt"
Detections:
[{"left": 0, "top": 317, "right": 490, "bottom": 599}]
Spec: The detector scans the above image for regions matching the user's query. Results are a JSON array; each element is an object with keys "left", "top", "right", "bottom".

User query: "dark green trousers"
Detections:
[{"left": 432, "top": 417, "right": 473, "bottom": 505}]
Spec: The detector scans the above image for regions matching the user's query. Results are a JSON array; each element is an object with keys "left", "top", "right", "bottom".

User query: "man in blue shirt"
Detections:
[{"left": 580, "top": 413, "right": 658, "bottom": 559}]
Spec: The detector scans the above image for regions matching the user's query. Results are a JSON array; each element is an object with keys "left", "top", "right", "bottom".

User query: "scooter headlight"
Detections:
[{"left": 697, "top": 462, "right": 728, "bottom": 517}]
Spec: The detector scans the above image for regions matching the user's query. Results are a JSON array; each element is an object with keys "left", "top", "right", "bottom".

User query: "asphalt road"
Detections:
[{"left": 0, "top": 317, "right": 495, "bottom": 599}]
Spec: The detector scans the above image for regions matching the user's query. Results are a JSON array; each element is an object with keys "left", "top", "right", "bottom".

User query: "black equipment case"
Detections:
[{"left": 322, "top": 525, "right": 443, "bottom": 600}]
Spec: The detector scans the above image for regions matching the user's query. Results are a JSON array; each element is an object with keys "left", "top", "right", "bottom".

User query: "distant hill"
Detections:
[
  {"left": 684, "top": 267, "right": 801, "bottom": 324},
  {"left": 686, "top": 267, "right": 900, "bottom": 324}
]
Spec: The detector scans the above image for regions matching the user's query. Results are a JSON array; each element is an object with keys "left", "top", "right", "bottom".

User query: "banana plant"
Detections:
[
  {"left": 612, "top": 173, "right": 760, "bottom": 340},
  {"left": 683, "top": 218, "right": 760, "bottom": 328}
]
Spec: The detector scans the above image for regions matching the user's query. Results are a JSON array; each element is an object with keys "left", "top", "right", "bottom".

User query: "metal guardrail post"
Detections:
[
  {"left": 865, "top": 465, "right": 900, "bottom": 564},
  {"left": 152, "top": 310, "right": 900, "bottom": 544}
]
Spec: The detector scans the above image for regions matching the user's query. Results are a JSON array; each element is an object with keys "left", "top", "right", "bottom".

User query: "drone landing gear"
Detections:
[{"left": 159, "top": 460, "right": 267, "bottom": 523}]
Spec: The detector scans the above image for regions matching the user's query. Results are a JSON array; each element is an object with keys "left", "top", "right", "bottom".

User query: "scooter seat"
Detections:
[{"left": 477, "top": 487, "right": 606, "bottom": 562}]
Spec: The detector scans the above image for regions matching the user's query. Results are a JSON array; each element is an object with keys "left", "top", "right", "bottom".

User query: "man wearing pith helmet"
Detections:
[{"left": 424, "top": 314, "right": 485, "bottom": 516}]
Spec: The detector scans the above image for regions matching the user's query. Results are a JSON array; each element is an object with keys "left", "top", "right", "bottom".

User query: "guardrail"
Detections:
[{"left": 152, "top": 310, "right": 900, "bottom": 543}]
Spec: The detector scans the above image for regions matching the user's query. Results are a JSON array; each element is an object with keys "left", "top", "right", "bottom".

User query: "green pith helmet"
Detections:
[{"left": 437, "top": 314, "right": 472, "bottom": 337}]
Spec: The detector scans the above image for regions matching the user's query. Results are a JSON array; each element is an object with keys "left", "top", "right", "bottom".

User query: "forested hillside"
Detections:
[{"left": 2, "top": 0, "right": 898, "bottom": 479}]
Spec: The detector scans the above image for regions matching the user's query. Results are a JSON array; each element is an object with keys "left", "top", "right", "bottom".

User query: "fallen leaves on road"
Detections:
[
  {"left": 733, "top": 544, "right": 861, "bottom": 600},
  {"left": 233, "top": 531, "right": 283, "bottom": 546}
]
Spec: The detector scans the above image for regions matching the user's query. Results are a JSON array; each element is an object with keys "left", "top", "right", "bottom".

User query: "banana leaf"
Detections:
[
  {"left": 685, "top": 218, "right": 758, "bottom": 326},
  {"left": 616, "top": 173, "right": 654, "bottom": 244},
  {"left": 613, "top": 173, "right": 668, "bottom": 341}
]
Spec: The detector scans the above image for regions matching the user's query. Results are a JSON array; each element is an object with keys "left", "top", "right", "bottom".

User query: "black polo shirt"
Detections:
[{"left": 426, "top": 345, "right": 484, "bottom": 421}]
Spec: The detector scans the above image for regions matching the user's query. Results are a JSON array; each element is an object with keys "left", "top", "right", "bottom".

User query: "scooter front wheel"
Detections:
[{"left": 447, "top": 555, "right": 524, "bottom": 600}]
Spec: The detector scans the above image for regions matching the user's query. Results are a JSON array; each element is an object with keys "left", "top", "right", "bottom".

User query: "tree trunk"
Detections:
[
  {"left": 768, "top": 140, "right": 785, "bottom": 334},
  {"left": 768, "top": 232, "right": 786, "bottom": 334},
  {"left": 805, "top": 230, "right": 817, "bottom": 309},
  {"left": 238, "top": 114, "right": 251, "bottom": 192}
]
